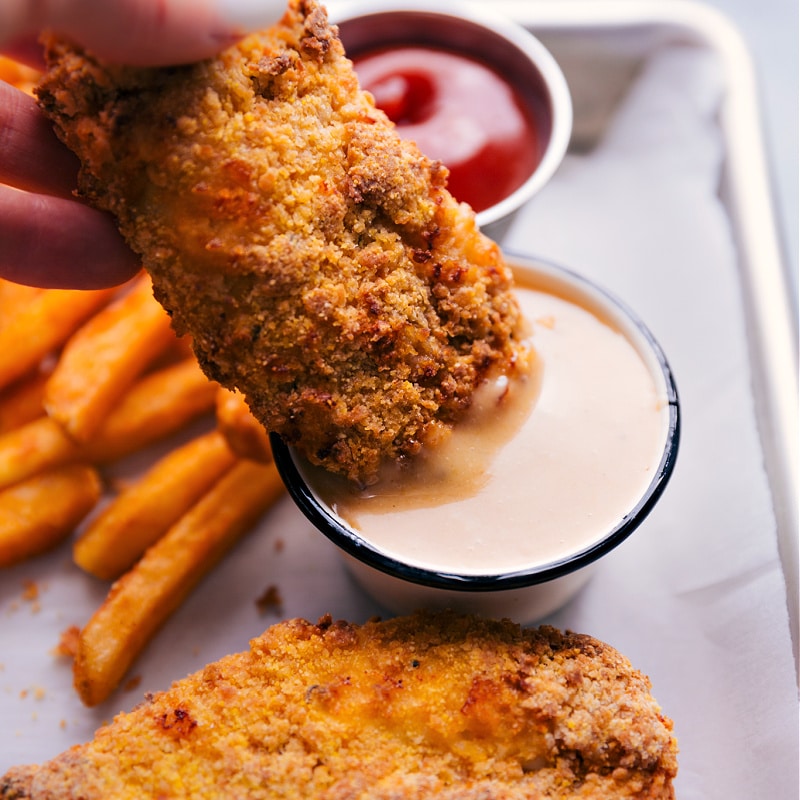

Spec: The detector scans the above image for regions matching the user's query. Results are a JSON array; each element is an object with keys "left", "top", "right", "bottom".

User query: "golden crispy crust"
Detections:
[
  {"left": 1, "top": 611, "right": 678, "bottom": 799},
  {"left": 35, "top": 0, "right": 528, "bottom": 485}
]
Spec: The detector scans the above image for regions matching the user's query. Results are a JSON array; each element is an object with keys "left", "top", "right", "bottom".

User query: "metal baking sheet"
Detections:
[{"left": 2, "top": 2, "right": 797, "bottom": 797}]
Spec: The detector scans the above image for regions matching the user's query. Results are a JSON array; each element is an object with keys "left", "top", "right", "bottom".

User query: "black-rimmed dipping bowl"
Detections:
[{"left": 271, "top": 255, "right": 680, "bottom": 622}]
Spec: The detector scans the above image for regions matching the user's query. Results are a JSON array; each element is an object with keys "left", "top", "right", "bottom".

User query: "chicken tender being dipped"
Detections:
[
  {"left": 35, "top": 0, "right": 529, "bottom": 486},
  {"left": 0, "top": 611, "right": 678, "bottom": 799}
]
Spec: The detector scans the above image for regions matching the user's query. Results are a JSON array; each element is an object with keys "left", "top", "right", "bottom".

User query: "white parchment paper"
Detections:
[
  {"left": 1, "top": 41, "right": 797, "bottom": 800},
  {"left": 504, "top": 46, "right": 799, "bottom": 799}
]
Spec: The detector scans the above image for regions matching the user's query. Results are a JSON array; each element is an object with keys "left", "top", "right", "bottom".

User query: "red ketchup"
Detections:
[{"left": 352, "top": 46, "right": 541, "bottom": 213}]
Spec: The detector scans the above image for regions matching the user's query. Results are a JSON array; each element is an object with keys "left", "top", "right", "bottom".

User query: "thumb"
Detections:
[{"left": 1, "top": 0, "right": 288, "bottom": 67}]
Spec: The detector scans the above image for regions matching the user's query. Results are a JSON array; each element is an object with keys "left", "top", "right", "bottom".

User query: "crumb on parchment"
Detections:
[
  {"left": 51, "top": 627, "right": 80, "bottom": 660},
  {"left": 255, "top": 584, "right": 283, "bottom": 615}
]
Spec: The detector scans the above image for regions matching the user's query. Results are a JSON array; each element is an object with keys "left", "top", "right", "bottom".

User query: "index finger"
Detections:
[
  {"left": 0, "top": 184, "right": 141, "bottom": 289},
  {"left": 0, "top": 80, "right": 79, "bottom": 198}
]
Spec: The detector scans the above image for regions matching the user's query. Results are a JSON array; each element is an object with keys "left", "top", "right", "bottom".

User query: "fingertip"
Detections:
[
  {"left": 6, "top": 0, "right": 288, "bottom": 68},
  {"left": 212, "top": 0, "right": 287, "bottom": 36}
]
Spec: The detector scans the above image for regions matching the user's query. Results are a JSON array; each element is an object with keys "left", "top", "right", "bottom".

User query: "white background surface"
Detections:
[{"left": 1, "top": 2, "right": 798, "bottom": 798}]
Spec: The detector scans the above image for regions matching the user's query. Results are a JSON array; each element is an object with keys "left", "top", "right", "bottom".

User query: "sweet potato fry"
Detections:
[
  {"left": 83, "top": 359, "right": 218, "bottom": 464},
  {"left": 0, "top": 280, "right": 43, "bottom": 324},
  {"left": 0, "top": 359, "right": 216, "bottom": 488},
  {"left": 0, "top": 464, "right": 102, "bottom": 567},
  {"left": 74, "top": 430, "right": 237, "bottom": 580},
  {"left": 0, "top": 56, "right": 40, "bottom": 93},
  {"left": 73, "top": 459, "right": 285, "bottom": 706},
  {"left": 215, "top": 388, "right": 273, "bottom": 463},
  {"left": 0, "top": 416, "right": 78, "bottom": 490},
  {"left": 0, "top": 367, "right": 49, "bottom": 434},
  {"left": 0, "top": 286, "right": 116, "bottom": 391},
  {"left": 44, "top": 275, "right": 176, "bottom": 442},
  {"left": 147, "top": 331, "right": 195, "bottom": 371}
]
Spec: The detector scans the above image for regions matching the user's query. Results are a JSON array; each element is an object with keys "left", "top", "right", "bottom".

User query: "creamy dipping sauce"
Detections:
[{"left": 300, "top": 274, "right": 670, "bottom": 576}]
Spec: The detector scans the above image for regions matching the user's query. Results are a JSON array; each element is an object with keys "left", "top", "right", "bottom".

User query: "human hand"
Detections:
[{"left": 0, "top": 0, "right": 286, "bottom": 288}]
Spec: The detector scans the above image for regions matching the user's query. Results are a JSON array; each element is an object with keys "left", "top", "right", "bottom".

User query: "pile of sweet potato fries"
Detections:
[{"left": 0, "top": 57, "right": 285, "bottom": 707}]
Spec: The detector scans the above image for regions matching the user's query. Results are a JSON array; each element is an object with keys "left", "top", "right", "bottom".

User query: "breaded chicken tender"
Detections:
[
  {"left": 1, "top": 611, "right": 678, "bottom": 799},
  {"left": 35, "top": 0, "right": 529, "bottom": 485}
]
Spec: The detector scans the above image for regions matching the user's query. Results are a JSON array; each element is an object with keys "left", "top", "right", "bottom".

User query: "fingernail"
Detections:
[{"left": 214, "top": 0, "right": 287, "bottom": 33}]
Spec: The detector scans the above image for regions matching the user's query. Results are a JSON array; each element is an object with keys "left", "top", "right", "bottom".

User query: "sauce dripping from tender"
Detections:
[
  {"left": 352, "top": 46, "right": 542, "bottom": 212},
  {"left": 302, "top": 277, "right": 669, "bottom": 576}
]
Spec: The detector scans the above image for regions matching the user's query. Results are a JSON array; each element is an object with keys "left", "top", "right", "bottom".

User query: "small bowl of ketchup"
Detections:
[
  {"left": 271, "top": 254, "right": 680, "bottom": 624},
  {"left": 329, "top": 0, "right": 573, "bottom": 241}
]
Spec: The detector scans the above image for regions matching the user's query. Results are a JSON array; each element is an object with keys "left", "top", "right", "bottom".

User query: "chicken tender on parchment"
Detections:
[
  {"left": 35, "top": 0, "right": 529, "bottom": 486},
  {"left": 1, "top": 611, "right": 678, "bottom": 799}
]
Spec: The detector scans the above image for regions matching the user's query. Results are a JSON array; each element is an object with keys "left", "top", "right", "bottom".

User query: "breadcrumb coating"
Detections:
[
  {"left": 35, "top": 0, "right": 528, "bottom": 485},
  {"left": 1, "top": 611, "right": 678, "bottom": 799}
]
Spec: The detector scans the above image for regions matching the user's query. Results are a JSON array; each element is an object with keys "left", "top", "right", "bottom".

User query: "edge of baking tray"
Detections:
[{"left": 495, "top": 0, "right": 799, "bottom": 672}]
